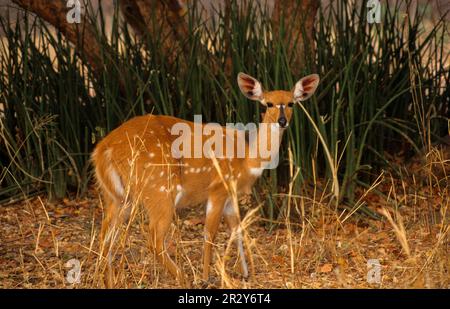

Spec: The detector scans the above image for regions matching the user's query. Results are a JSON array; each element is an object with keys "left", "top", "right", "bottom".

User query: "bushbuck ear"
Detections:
[
  {"left": 293, "top": 74, "right": 320, "bottom": 102},
  {"left": 237, "top": 73, "right": 264, "bottom": 101}
]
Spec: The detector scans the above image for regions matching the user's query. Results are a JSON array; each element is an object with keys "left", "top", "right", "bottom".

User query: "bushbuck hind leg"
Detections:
[
  {"left": 146, "top": 195, "right": 188, "bottom": 287},
  {"left": 100, "top": 195, "right": 118, "bottom": 245},
  {"left": 98, "top": 192, "right": 133, "bottom": 288},
  {"left": 202, "top": 193, "right": 228, "bottom": 281},
  {"left": 99, "top": 194, "right": 124, "bottom": 288},
  {"left": 223, "top": 200, "right": 249, "bottom": 278}
]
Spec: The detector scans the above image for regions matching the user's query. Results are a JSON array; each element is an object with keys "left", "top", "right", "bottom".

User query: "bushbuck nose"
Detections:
[{"left": 278, "top": 117, "right": 287, "bottom": 128}]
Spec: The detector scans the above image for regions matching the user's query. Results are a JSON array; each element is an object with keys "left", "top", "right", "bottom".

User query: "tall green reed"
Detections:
[{"left": 0, "top": 1, "right": 448, "bottom": 222}]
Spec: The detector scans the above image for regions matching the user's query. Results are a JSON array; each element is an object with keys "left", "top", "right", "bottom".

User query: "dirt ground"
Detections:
[
  {"left": 0, "top": 0, "right": 447, "bottom": 290},
  {"left": 0, "top": 166, "right": 448, "bottom": 289}
]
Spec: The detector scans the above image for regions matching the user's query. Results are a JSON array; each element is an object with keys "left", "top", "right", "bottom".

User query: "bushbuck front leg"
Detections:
[
  {"left": 202, "top": 193, "right": 227, "bottom": 281},
  {"left": 147, "top": 198, "right": 188, "bottom": 287},
  {"left": 223, "top": 200, "right": 249, "bottom": 278}
]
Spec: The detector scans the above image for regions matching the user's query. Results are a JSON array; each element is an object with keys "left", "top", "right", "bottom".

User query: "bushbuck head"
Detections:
[{"left": 237, "top": 72, "right": 320, "bottom": 128}]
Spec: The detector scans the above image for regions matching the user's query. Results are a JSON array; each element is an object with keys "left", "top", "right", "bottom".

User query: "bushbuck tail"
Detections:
[{"left": 92, "top": 73, "right": 320, "bottom": 287}]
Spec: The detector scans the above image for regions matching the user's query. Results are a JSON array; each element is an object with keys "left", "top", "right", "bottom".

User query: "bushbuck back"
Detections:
[{"left": 92, "top": 73, "right": 320, "bottom": 287}]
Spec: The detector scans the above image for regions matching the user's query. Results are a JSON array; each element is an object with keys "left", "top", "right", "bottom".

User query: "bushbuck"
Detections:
[{"left": 92, "top": 73, "right": 320, "bottom": 287}]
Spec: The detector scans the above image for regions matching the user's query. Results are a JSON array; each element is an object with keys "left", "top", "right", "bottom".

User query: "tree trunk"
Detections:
[
  {"left": 272, "top": 0, "right": 319, "bottom": 74},
  {"left": 11, "top": 0, "right": 104, "bottom": 74},
  {"left": 120, "top": 0, "right": 189, "bottom": 63},
  {"left": 12, "top": 0, "right": 190, "bottom": 72}
]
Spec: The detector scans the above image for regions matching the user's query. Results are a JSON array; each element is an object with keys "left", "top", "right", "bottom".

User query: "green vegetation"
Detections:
[{"left": 0, "top": 1, "right": 448, "bottom": 221}]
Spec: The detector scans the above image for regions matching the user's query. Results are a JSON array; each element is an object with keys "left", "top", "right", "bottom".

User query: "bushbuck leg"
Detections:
[
  {"left": 202, "top": 191, "right": 228, "bottom": 281},
  {"left": 223, "top": 200, "right": 249, "bottom": 278},
  {"left": 99, "top": 196, "right": 127, "bottom": 288},
  {"left": 146, "top": 195, "right": 188, "bottom": 287}
]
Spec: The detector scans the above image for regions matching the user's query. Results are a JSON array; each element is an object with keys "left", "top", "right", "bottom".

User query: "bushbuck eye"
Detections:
[
  {"left": 288, "top": 102, "right": 294, "bottom": 107},
  {"left": 266, "top": 102, "right": 274, "bottom": 108}
]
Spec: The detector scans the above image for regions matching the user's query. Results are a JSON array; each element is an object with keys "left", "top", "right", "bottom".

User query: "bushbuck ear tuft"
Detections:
[
  {"left": 293, "top": 74, "right": 320, "bottom": 102},
  {"left": 237, "top": 73, "right": 264, "bottom": 101}
]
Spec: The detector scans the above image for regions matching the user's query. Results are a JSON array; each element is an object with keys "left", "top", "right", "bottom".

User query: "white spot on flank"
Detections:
[
  {"left": 190, "top": 168, "right": 195, "bottom": 173},
  {"left": 149, "top": 153, "right": 155, "bottom": 158},
  {"left": 160, "top": 186, "right": 166, "bottom": 192},
  {"left": 196, "top": 168, "right": 201, "bottom": 173},
  {"left": 176, "top": 185, "right": 183, "bottom": 191},
  {"left": 250, "top": 167, "right": 264, "bottom": 177},
  {"left": 160, "top": 171, "right": 164, "bottom": 177}
]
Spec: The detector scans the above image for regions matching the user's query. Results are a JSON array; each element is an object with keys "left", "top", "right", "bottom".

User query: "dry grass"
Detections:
[{"left": 0, "top": 146, "right": 448, "bottom": 289}]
